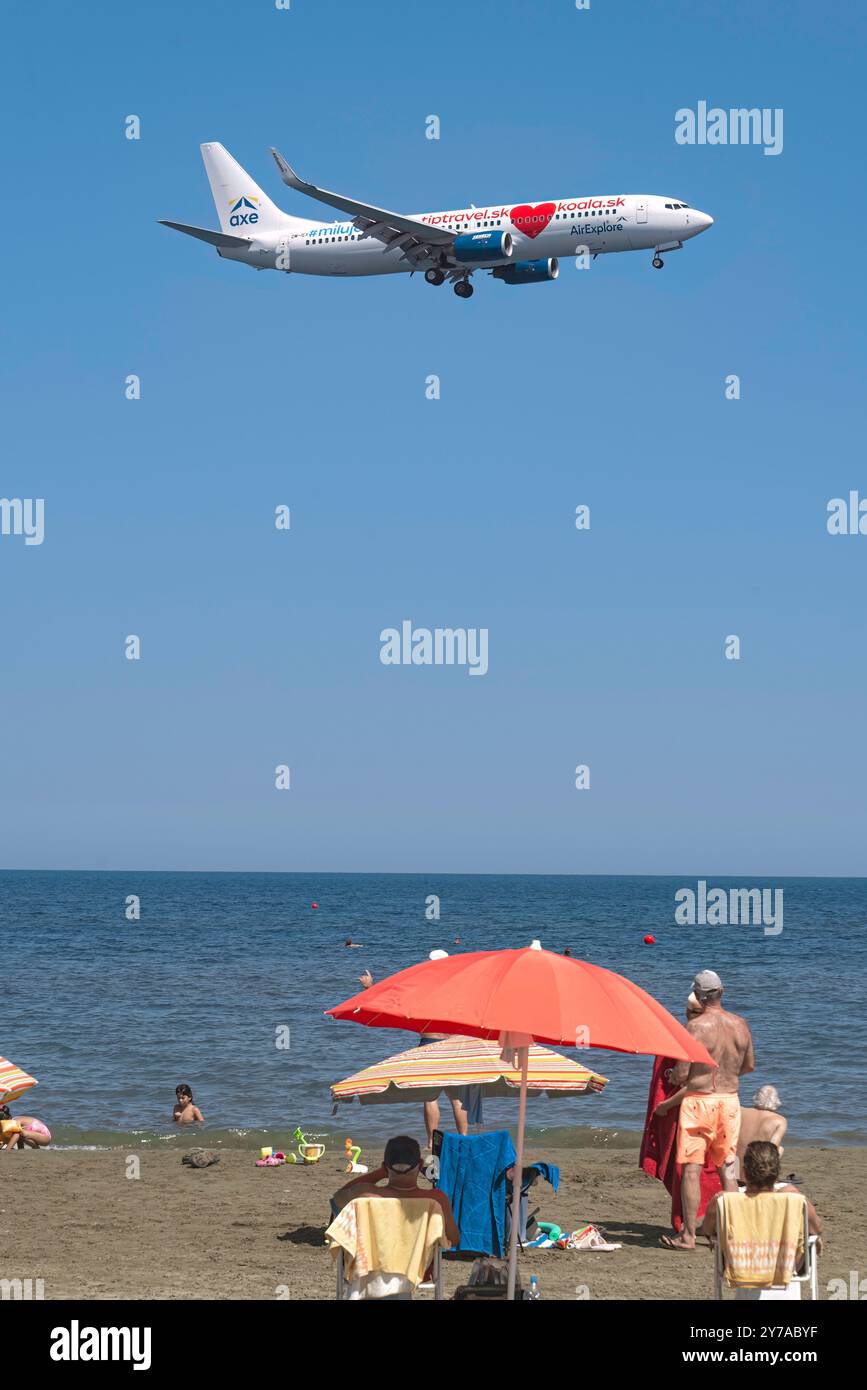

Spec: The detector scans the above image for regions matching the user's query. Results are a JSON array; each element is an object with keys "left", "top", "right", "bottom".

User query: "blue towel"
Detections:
[
  {"left": 437, "top": 1130, "right": 517, "bottom": 1256},
  {"left": 521, "top": 1161, "right": 560, "bottom": 1195}
]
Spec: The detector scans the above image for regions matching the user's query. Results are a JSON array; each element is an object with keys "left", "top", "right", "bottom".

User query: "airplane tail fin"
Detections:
[{"left": 200, "top": 142, "right": 309, "bottom": 234}]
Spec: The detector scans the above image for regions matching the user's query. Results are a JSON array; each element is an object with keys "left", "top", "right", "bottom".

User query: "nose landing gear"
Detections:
[{"left": 651, "top": 240, "right": 682, "bottom": 271}]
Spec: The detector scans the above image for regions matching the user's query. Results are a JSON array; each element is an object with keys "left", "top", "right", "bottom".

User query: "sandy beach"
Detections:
[{"left": 1, "top": 1140, "right": 862, "bottom": 1300}]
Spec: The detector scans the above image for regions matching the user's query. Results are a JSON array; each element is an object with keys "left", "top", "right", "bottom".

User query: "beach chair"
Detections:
[
  {"left": 505, "top": 1161, "right": 560, "bottom": 1246},
  {"left": 327, "top": 1196, "right": 446, "bottom": 1301},
  {"left": 436, "top": 1129, "right": 516, "bottom": 1257},
  {"left": 713, "top": 1191, "right": 819, "bottom": 1301}
]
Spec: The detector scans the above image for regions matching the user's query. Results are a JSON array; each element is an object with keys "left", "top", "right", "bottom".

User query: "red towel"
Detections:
[{"left": 639, "top": 1056, "right": 720, "bottom": 1232}]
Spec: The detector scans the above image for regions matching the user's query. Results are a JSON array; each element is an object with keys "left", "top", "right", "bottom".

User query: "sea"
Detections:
[{"left": 1, "top": 871, "right": 864, "bottom": 1153}]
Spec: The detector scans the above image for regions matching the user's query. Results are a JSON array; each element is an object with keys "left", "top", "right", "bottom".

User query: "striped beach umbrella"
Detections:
[
  {"left": 0, "top": 1056, "right": 38, "bottom": 1107},
  {"left": 331, "top": 1035, "right": 608, "bottom": 1106}
]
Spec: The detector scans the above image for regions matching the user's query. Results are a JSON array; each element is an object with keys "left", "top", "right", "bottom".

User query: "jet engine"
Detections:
[
  {"left": 493, "top": 257, "right": 559, "bottom": 284},
  {"left": 453, "top": 230, "right": 514, "bottom": 264}
]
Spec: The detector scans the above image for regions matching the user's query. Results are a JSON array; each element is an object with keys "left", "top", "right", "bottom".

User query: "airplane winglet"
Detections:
[
  {"left": 270, "top": 148, "right": 307, "bottom": 192},
  {"left": 266, "top": 147, "right": 456, "bottom": 247}
]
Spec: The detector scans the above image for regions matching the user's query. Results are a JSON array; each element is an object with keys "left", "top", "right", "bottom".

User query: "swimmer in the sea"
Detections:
[
  {"left": 173, "top": 1084, "right": 204, "bottom": 1125},
  {"left": 344, "top": 938, "right": 364, "bottom": 948}
]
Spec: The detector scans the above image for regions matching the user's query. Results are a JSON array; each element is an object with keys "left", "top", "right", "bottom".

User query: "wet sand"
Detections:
[{"left": 1, "top": 1142, "right": 862, "bottom": 1300}]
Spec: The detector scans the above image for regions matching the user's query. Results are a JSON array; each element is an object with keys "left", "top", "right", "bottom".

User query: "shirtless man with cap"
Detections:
[{"left": 661, "top": 969, "right": 755, "bottom": 1251}]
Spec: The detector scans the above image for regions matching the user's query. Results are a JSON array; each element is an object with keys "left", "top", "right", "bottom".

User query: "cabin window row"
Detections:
[
  {"left": 305, "top": 233, "right": 363, "bottom": 243},
  {"left": 304, "top": 207, "right": 625, "bottom": 245}
]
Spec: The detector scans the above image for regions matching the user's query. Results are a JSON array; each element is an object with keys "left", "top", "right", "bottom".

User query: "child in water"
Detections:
[{"left": 172, "top": 1085, "right": 204, "bottom": 1125}]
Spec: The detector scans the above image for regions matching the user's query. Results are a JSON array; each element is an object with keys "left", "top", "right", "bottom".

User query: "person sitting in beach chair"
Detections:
[
  {"left": 701, "top": 1141, "right": 822, "bottom": 1300},
  {"left": 328, "top": 1135, "right": 459, "bottom": 1299}
]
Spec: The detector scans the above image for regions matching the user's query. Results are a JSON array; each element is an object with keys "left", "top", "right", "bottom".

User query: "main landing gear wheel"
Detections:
[
  {"left": 454, "top": 280, "right": 474, "bottom": 299},
  {"left": 425, "top": 268, "right": 446, "bottom": 286},
  {"left": 652, "top": 256, "right": 664, "bottom": 269}
]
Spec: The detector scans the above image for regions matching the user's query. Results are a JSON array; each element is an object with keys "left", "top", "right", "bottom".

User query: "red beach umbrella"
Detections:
[{"left": 327, "top": 941, "right": 715, "bottom": 1298}]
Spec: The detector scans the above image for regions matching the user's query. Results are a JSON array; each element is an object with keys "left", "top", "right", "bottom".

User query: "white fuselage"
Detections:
[{"left": 220, "top": 193, "right": 713, "bottom": 275}]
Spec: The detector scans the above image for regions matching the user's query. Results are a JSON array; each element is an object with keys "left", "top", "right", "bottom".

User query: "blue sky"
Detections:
[{"left": 2, "top": 0, "right": 865, "bottom": 874}]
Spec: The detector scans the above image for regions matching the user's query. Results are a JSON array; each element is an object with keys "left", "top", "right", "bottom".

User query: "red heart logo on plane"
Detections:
[{"left": 509, "top": 202, "right": 556, "bottom": 239}]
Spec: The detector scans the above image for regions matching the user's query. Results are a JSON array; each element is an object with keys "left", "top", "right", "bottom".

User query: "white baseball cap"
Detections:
[{"left": 693, "top": 969, "right": 723, "bottom": 995}]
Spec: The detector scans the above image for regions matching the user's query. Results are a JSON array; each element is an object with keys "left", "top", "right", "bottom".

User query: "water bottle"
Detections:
[{"left": 528, "top": 1275, "right": 540, "bottom": 1300}]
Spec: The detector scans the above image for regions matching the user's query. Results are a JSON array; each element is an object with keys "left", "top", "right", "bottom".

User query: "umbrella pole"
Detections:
[{"left": 506, "top": 1046, "right": 529, "bottom": 1301}]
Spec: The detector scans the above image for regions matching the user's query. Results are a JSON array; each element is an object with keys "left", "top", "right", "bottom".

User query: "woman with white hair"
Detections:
[{"left": 736, "top": 1084, "right": 788, "bottom": 1173}]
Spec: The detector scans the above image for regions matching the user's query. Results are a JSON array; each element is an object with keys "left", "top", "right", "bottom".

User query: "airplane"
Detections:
[{"left": 160, "top": 142, "right": 714, "bottom": 300}]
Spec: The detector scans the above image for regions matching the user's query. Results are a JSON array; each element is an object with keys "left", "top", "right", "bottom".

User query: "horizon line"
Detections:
[{"left": 1, "top": 866, "right": 864, "bottom": 880}]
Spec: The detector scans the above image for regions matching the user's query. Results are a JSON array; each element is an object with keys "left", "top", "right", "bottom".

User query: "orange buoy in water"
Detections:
[{"left": 643, "top": 934, "right": 655, "bottom": 945}]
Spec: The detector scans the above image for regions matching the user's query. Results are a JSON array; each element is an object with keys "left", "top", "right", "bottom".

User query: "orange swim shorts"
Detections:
[{"left": 676, "top": 1092, "right": 741, "bottom": 1167}]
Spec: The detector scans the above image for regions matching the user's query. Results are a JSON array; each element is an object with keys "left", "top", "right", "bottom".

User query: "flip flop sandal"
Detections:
[{"left": 570, "top": 1224, "right": 622, "bottom": 1251}]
